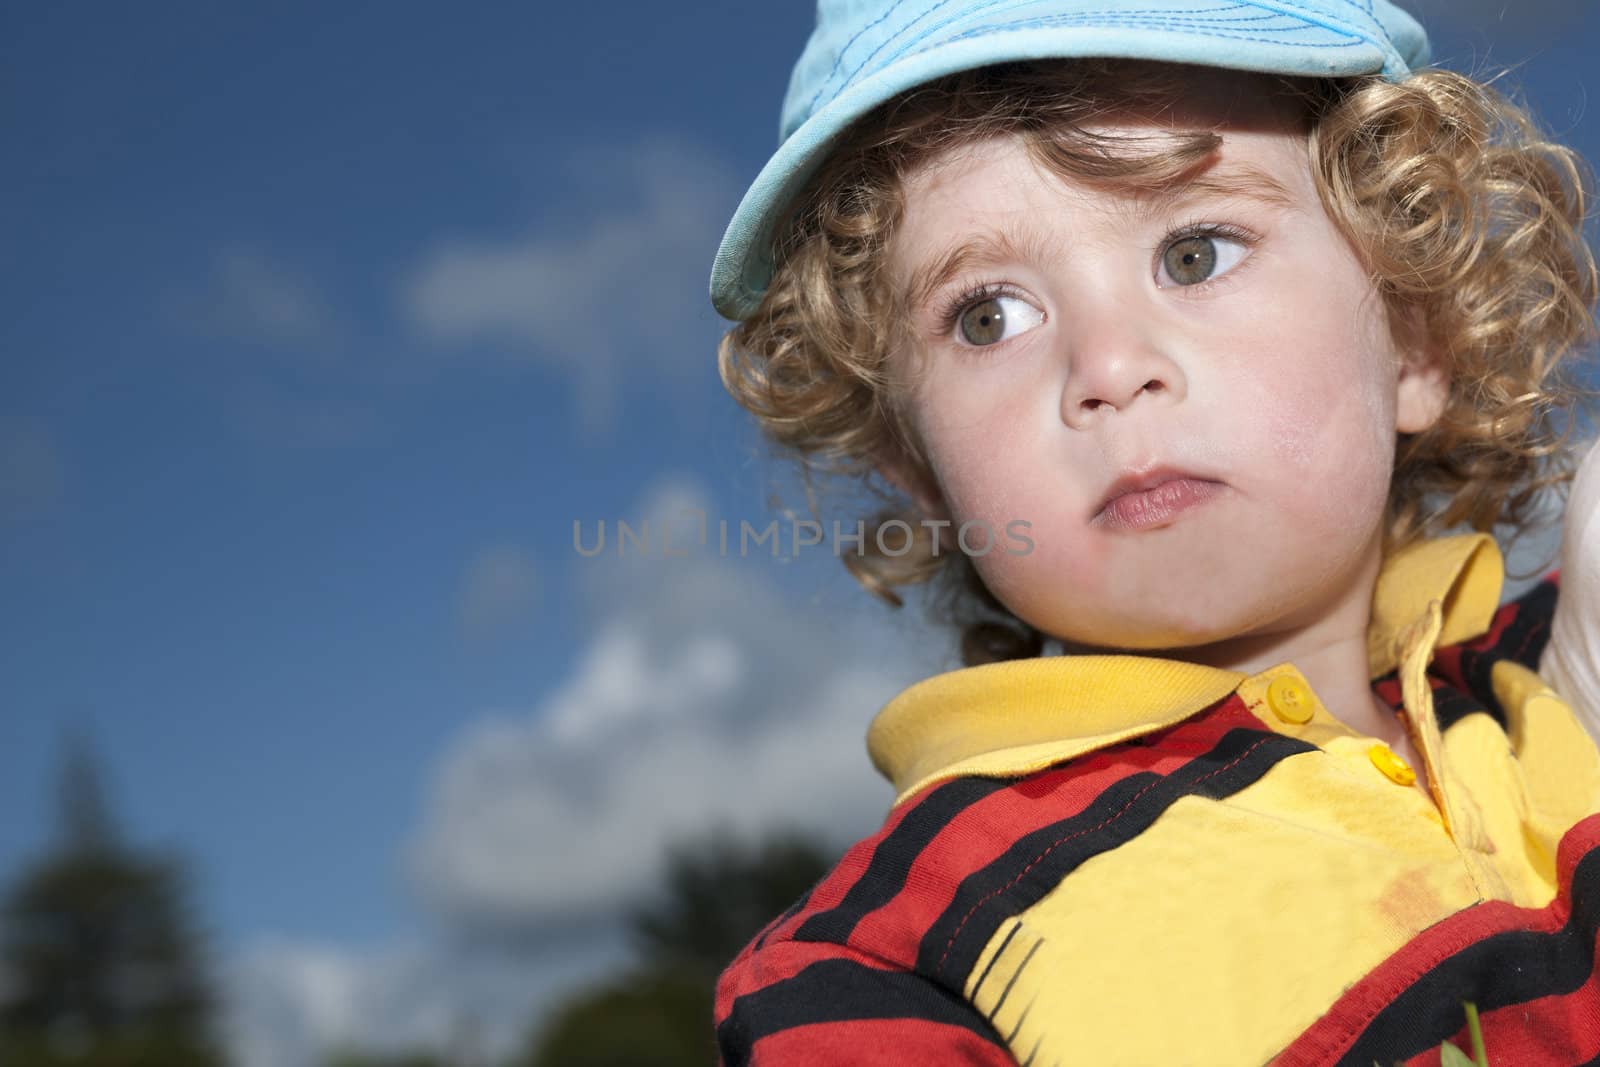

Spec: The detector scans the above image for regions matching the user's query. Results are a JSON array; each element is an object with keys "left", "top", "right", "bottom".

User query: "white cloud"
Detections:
[
  {"left": 457, "top": 544, "right": 541, "bottom": 639},
  {"left": 158, "top": 248, "right": 384, "bottom": 451},
  {"left": 218, "top": 249, "right": 333, "bottom": 342},
  {"left": 221, "top": 927, "right": 631, "bottom": 1067},
  {"left": 219, "top": 475, "right": 945, "bottom": 1066},
  {"left": 182, "top": 246, "right": 341, "bottom": 350},
  {"left": 399, "top": 135, "right": 738, "bottom": 436},
  {"left": 0, "top": 416, "right": 66, "bottom": 522},
  {"left": 224, "top": 939, "right": 366, "bottom": 1066},
  {"left": 409, "top": 476, "right": 941, "bottom": 932}
]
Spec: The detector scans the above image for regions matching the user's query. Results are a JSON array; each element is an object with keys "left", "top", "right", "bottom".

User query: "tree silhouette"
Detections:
[
  {"left": 319, "top": 1010, "right": 488, "bottom": 1067},
  {"left": 0, "top": 729, "right": 226, "bottom": 1066},
  {"left": 524, "top": 827, "right": 835, "bottom": 1067},
  {"left": 630, "top": 830, "right": 838, "bottom": 982}
]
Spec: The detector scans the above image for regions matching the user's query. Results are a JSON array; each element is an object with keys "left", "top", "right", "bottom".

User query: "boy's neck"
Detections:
[{"left": 1160, "top": 529, "right": 1410, "bottom": 751}]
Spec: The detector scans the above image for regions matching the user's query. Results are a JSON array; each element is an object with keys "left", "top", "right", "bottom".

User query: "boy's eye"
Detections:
[
  {"left": 1157, "top": 232, "right": 1250, "bottom": 287},
  {"left": 957, "top": 294, "right": 1044, "bottom": 346}
]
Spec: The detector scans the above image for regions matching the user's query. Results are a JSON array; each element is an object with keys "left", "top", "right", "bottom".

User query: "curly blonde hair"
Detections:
[{"left": 717, "top": 58, "right": 1598, "bottom": 667}]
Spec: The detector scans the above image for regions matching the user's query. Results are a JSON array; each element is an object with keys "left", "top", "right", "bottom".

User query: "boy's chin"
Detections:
[
  {"left": 1043, "top": 602, "right": 1291, "bottom": 659},
  {"left": 1049, "top": 620, "right": 1252, "bottom": 658}
]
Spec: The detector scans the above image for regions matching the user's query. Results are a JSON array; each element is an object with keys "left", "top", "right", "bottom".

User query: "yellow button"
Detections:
[
  {"left": 1368, "top": 743, "right": 1417, "bottom": 786},
  {"left": 1266, "top": 676, "right": 1315, "bottom": 724}
]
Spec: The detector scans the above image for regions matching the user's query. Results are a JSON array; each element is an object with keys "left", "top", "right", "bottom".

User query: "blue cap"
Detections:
[{"left": 710, "top": 0, "right": 1430, "bottom": 321}]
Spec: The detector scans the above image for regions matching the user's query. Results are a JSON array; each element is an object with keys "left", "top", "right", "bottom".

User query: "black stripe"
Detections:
[
  {"left": 1432, "top": 684, "right": 1498, "bottom": 734},
  {"left": 917, "top": 727, "right": 1314, "bottom": 981},
  {"left": 1005, "top": 993, "right": 1036, "bottom": 1044},
  {"left": 716, "top": 957, "right": 1008, "bottom": 1066},
  {"left": 1338, "top": 835, "right": 1600, "bottom": 1065},
  {"left": 1503, "top": 578, "right": 1558, "bottom": 668},
  {"left": 755, "top": 885, "right": 815, "bottom": 951},
  {"left": 1453, "top": 578, "right": 1557, "bottom": 724},
  {"left": 987, "top": 937, "right": 1040, "bottom": 1022},
  {"left": 968, "top": 921, "right": 1020, "bottom": 1003},
  {"left": 795, "top": 776, "right": 1013, "bottom": 943}
]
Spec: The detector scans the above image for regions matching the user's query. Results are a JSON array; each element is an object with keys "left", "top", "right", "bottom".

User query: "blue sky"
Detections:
[
  {"left": 3, "top": 2, "right": 1599, "bottom": 1064},
  {"left": 2, "top": 0, "right": 806, "bottom": 941}
]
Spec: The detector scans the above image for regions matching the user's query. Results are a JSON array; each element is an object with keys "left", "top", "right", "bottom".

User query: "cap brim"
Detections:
[{"left": 710, "top": 1, "right": 1426, "bottom": 321}]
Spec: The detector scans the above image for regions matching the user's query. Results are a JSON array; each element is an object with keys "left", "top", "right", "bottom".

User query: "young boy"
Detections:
[{"left": 708, "top": 2, "right": 1600, "bottom": 1063}]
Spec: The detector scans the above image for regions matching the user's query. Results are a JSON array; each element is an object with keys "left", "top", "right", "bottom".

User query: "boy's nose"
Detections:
[{"left": 1058, "top": 325, "right": 1187, "bottom": 430}]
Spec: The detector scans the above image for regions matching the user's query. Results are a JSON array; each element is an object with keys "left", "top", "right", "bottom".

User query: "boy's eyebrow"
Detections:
[
  {"left": 1138, "top": 161, "right": 1300, "bottom": 220},
  {"left": 903, "top": 223, "right": 1058, "bottom": 315},
  {"left": 902, "top": 162, "right": 1299, "bottom": 313}
]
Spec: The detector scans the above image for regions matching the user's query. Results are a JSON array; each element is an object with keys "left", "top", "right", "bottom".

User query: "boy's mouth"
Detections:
[{"left": 1093, "top": 466, "right": 1226, "bottom": 531}]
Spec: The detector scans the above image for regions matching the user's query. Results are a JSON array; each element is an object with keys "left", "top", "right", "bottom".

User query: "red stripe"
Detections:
[
  {"left": 721, "top": 697, "right": 1266, "bottom": 1028},
  {"left": 1393, "top": 922, "right": 1600, "bottom": 1066},
  {"left": 730, "top": 786, "right": 947, "bottom": 967},
  {"left": 716, "top": 939, "right": 888, "bottom": 1019},
  {"left": 842, "top": 697, "right": 1258, "bottom": 959},
  {"left": 748, "top": 1017, "right": 1019, "bottom": 1066},
  {"left": 1272, "top": 814, "right": 1600, "bottom": 1065},
  {"left": 1430, "top": 574, "right": 1556, "bottom": 692},
  {"left": 1404, "top": 940, "right": 1600, "bottom": 1066}
]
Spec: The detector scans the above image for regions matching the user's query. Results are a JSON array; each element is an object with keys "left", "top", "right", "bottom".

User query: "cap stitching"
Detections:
[
  {"left": 807, "top": 0, "right": 961, "bottom": 117},
  {"left": 839, "top": 0, "right": 1129, "bottom": 100},
  {"left": 817, "top": 0, "right": 1345, "bottom": 111},
  {"left": 934, "top": 9, "right": 1333, "bottom": 39},
  {"left": 938, "top": 6, "right": 1293, "bottom": 34},
  {"left": 813, "top": 0, "right": 988, "bottom": 115},
  {"left": 941, "top": 11, "right": 1361, "bottom": 38},
  {"left": 849, "top": 2, "right": 1371, "bottom": 102},
  {"left": 851, "top": 0, "right": 1235, "bottom": 95},
  {"left": 806, "top": 0, "right": 924, "bottom": 117},
  {"left": 1250, "top": 0, "right": 1379, "bottom": 45},
  {"left": 908, "top": 12, "right": 1369, "bottom": 73},
  {"left": 1069, "top": 6, "right": 1280, "bottom": 21}
]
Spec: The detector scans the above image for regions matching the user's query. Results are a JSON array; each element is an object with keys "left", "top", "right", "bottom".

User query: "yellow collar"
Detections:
[{"left": 866, "top": 533, "right": 1505, "bottom": 803}]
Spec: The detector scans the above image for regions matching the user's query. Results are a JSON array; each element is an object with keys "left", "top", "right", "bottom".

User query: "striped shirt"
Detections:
[{"left": 713, "top": 533, "right": 1600, "bottom": 1065}]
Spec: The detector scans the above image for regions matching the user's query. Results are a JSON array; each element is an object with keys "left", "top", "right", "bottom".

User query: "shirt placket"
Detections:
[{"left": 1390, "top": 597, "right": 1509, "bottom": 901}]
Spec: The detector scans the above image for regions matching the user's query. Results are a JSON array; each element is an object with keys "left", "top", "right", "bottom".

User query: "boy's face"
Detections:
[{"left": 882, "top": 66, "right": 1448, "bottom": 654}]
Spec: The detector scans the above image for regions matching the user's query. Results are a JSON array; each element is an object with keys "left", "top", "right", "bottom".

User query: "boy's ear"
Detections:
[{"left": 1393, "top": 307, "right": 1451, "bottom": 435}]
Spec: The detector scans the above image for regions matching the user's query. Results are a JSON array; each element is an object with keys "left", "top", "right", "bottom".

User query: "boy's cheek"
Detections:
[
  {"left": 1244, "top": 347, "right": 1390, "bottom": 461},
  {"left": 973, "top": 516, "right": 1107, "bottom": 598},
  {"left": 1251, "top": 401, "right": 1391, "bottom": 514}
]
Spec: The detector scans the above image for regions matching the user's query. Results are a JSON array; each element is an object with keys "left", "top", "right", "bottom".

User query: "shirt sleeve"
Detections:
[
  {"left": 714, "top": 937, "right": 1018, "bottom": 1066},
  {"left": 1540, "top": 436, "right": 1600, "bottom": 745}
]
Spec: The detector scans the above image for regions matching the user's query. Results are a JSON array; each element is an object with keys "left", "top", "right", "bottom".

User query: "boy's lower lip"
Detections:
[{"left": 1095, "top": 478, "right": 1225, "bottom": 531}]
